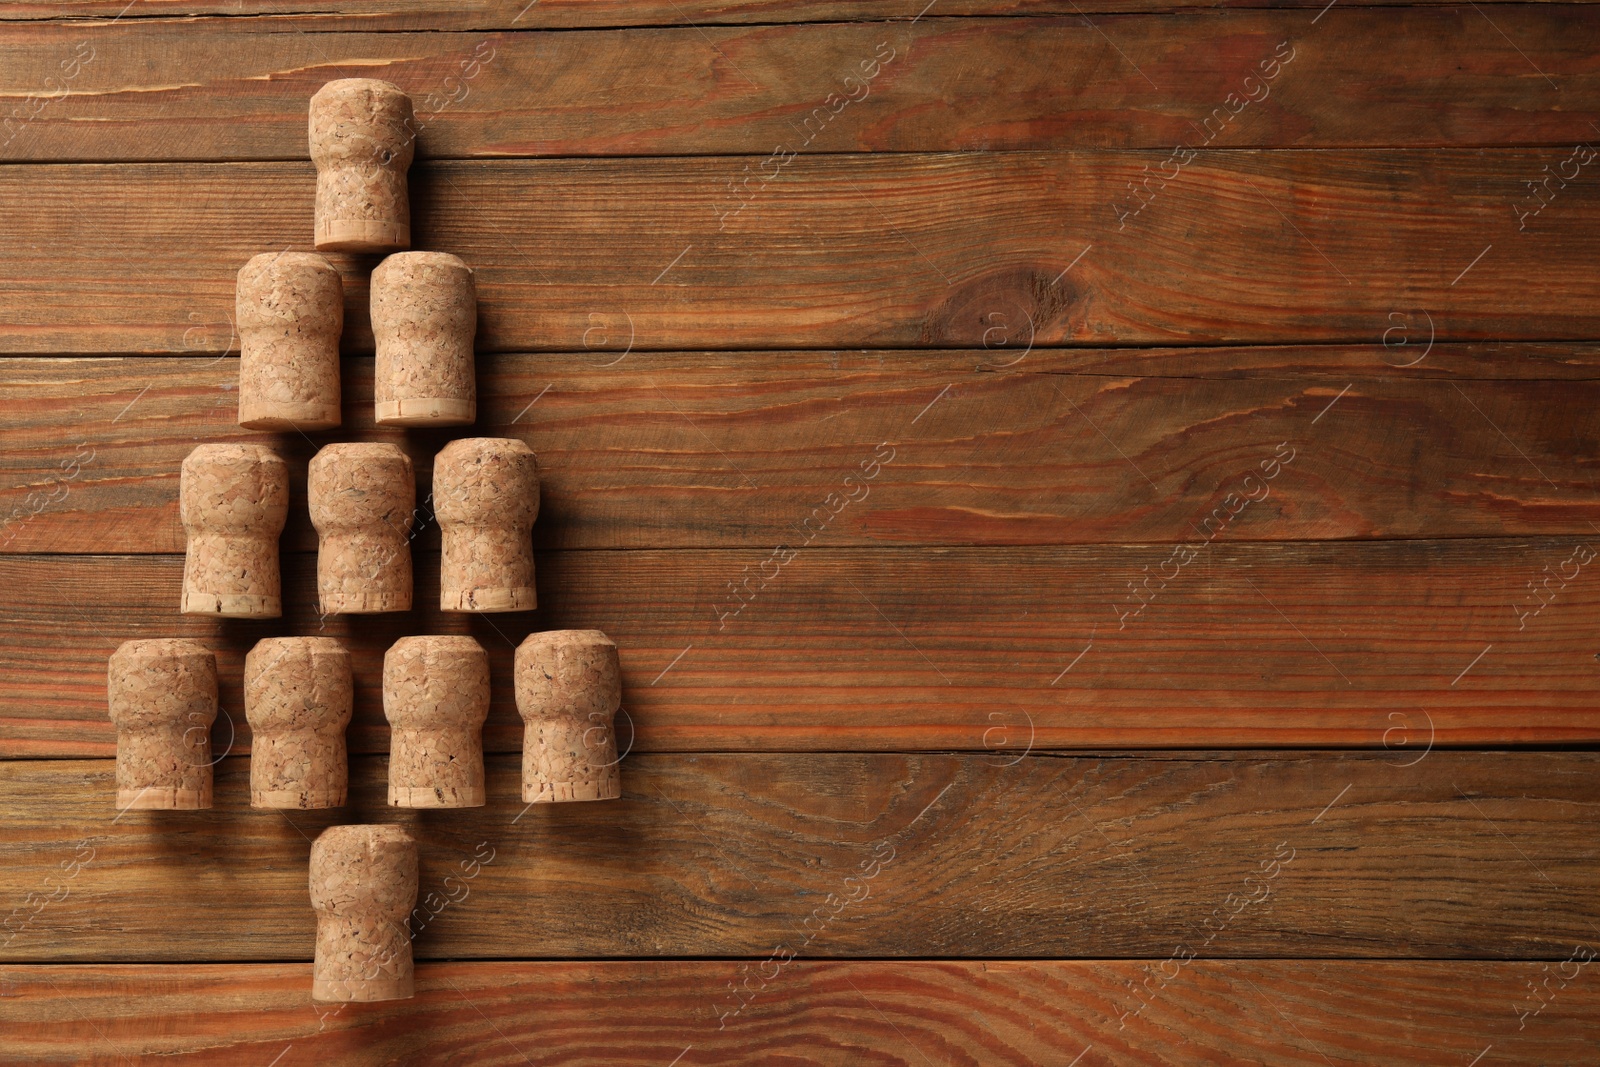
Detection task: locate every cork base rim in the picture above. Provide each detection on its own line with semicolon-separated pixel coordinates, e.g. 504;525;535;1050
318;591;412;615
312;976;414;1003
374;398;475;426
118;787;212;810
315;219;409;254
522;778;622;804
441;586;536;614
181;592;282;619
252;789;348;810
238;402;342;432
388;785;487;809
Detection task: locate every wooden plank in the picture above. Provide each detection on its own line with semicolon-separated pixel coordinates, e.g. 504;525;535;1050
5;354;1600;556
3;151;1598;355
3;959;1596;1065
2;752;1597;962
2;541;1596;758
5;10;1598;162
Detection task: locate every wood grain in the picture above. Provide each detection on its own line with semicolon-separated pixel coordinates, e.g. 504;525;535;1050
2;541;1596;758
2;752;1596;962
4;354;1599;557
1;151;1597;354
2;959;1595;1065
4;10;1597;162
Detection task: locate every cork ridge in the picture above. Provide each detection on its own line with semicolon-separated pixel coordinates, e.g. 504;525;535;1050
308;442;415;615
107;639;218;810
245;637;353;809
384;635;490;808
434;438;539;612
514;630;623;803
371;252;476;427
309;79;414;254
309;824;418;1002
179;443;289;619
236;252;344;431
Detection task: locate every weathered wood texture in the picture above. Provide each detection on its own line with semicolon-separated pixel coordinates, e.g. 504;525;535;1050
2;959;1594;1065
4;354;1598;556
2;752;1596;962
2;151;1596;354
3;540;1595;757
4;10;1597;162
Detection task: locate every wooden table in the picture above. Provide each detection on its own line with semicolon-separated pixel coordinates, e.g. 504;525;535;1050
2;2;1598;1063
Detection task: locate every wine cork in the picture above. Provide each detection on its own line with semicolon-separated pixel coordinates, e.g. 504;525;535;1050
309;79;414;254
236;252;344;431
244;637;353;809
309;824;418;1003
308;442;415;615
383;636;489;808
180;443;289;618
371;252;476;426
435;438;539;613
106;639;218;810
514;630;623;803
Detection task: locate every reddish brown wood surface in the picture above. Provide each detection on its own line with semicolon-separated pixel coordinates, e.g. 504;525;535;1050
2;151;1598;355
2;959;1595;1065
3;9;1596;162
2;752;1596;961
2;542;1594;758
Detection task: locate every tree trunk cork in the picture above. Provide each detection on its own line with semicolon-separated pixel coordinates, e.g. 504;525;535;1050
514;630;623;803
180;443;289;619
245;637;353;809
434;438;539;612
309;79;414;254
236;252;344;431
383;635;489;808
107;639;218;810
371;252;476;427
308;442;415;615
309;824;417;1002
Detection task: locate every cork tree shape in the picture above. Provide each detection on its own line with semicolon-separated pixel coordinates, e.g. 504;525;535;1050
435;438;539;613
307;442;415;615
236;252;344;431
514;630;624;804
309;79;414;254
179;443;289;619
371;252;477;427
244;637;353;809
383;635;489;808
106;639;218;810
309;824;418;1002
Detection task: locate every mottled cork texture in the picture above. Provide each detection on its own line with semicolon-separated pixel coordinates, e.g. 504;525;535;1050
383;635;489;808
435;438;539;612
309;79;414;254
236;252;344;431
245;637;353;809
371;252;476;426
309;824;417;1002
308;442;415;614
514;630;623;803
180;443;289;618
107;639;218;810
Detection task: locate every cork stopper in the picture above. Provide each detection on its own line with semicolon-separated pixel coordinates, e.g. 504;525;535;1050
309;79;414;254
308;443;415;615
371;252;476;427
107;639;218;810
383;636;489;808
434;438;539;613
309;824;417;1002
244;637;353;809
514;630;623;803
179;443;289;618
236;252;344;431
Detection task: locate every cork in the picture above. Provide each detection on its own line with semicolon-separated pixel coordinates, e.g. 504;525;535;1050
309;79;414;254
236;252;344;431
308;443;415;614
244;637;353;809
371;252;477;426
514;630;623;803
435;438;539;613
180;443;290;618
383;636;489;808
106;639;218;810
309;824;418;1002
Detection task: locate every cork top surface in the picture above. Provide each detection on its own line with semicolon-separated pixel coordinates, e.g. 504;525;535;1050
308;79;415;165
110;638;214;667
107;639;217;728
387;634;487;659
433;438;539;523
384;635;490;730
309;824;417;911
308;443;415;528
372;251;472;283
518;629;616;656
514;630;621;721
179;444;289;531
236;252;343;331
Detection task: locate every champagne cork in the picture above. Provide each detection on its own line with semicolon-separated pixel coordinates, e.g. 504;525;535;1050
371;252;476;427
244;637;353;809
435;438;539;613
383;636;489;808
236;252;344;431
309;824;417;1003
309;79;414;254
180;443;289;618
514;630;623;804
106;639;218;810
308;442;415;615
